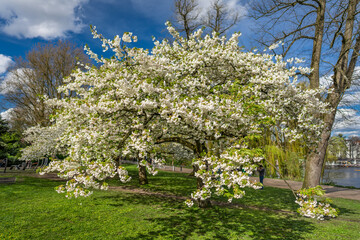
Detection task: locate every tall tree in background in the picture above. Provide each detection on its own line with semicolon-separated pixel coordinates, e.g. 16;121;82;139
251;0;360;188
0;41;89;131
174;0;201;39
326;135;348;161
204;0;241;35
172;0;242;39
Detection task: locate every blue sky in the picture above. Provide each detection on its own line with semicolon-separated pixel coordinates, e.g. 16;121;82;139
0;0;253;59
0;0;172;59
0;0;358;136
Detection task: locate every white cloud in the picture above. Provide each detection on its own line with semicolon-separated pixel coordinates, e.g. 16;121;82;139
339;91;360;107
0;108;14;121
197;0;248;18
0;54;13;74
320;67;360;136
319;74;332;89
0;68;33;95
320;66;360;108
130;0;247;28
332;108;360;136
0;0;88;39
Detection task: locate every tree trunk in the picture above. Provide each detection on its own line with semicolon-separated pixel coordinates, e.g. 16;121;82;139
189;164;197;176
189;139;205;176
138;165;148;185
3;158;8;173
303;93;339;188
196;176;211;208
303;0;359;188
308;0;326;89
21;161;27;170
194;140;211;207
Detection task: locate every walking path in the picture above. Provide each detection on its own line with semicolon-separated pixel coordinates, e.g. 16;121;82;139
3;165;360;201
160;165;360;201
260;177;360;201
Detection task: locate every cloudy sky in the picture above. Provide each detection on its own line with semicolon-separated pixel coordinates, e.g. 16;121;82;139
0;0;252;103
0;0;251;61
0;0;359;136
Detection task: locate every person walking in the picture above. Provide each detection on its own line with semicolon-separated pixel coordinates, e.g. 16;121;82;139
258;165;265;189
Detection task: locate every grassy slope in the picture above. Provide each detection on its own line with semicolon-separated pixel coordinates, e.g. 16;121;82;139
0;166;359;240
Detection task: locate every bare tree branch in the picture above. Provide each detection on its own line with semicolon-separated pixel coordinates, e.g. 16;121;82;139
0;41;90;131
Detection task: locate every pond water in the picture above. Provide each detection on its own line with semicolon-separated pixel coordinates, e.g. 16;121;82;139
322;167;360;188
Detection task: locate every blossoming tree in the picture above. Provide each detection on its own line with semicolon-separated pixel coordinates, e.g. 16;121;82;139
25;22;330;213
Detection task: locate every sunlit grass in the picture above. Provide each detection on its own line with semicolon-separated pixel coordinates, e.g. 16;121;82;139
0;167;359;239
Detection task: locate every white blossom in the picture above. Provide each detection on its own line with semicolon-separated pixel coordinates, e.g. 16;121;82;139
25;22;329;214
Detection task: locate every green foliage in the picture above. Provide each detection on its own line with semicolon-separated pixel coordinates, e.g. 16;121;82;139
326;135;348;162
245;126;306;181
297;185;326;197
264;143;304;180
0;117;26;162
0;116;9;135
1;132;25;161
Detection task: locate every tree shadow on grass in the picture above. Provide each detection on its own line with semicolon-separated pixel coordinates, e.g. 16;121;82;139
108;170;197;197
98;193;314;240
233;187;299;212
110;166;299;212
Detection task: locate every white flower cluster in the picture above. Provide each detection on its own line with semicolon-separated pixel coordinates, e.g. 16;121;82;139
186;146;263;206
39;158;130;198
21;123;66;161
26;21;328;203
295;186;338;220
117;166;132;183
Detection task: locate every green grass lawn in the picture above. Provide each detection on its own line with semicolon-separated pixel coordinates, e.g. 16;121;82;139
0;166;360;240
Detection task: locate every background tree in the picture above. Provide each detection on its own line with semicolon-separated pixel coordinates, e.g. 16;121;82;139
250;0;360;188
263;140;306;180
173;0;201;39
0;116;25;165
172;0;243;39
326;135;348;162
204;0;241;35
0;116;9;159
154;142;194;169
0;41;89;131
